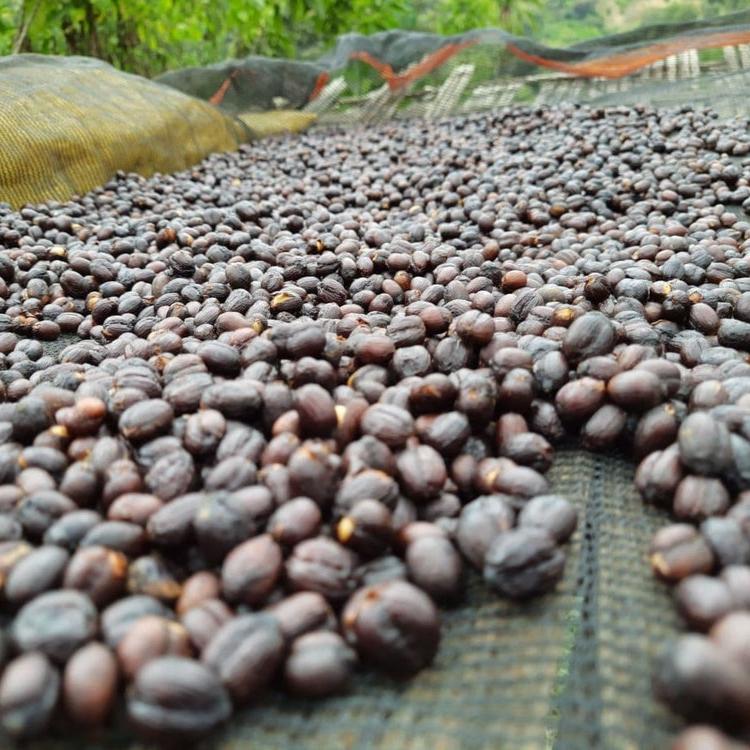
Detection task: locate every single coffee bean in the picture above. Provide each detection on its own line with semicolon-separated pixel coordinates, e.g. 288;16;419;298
678;412;733;476
63;642;118;726
264;591;337;642
561;312;616;364
335;469;399;514
501;432;554;473
286;537;358;603
284;631;357;697
0;652;60;738
483;528;566;599
336;499;393;558
221;534;282;607
294;384;337;437
518;495;578;543
671;725;746;750
267;497;322;548
456;495;515;569
555;377;606;422
194;491;268;563
117;615;192;680
673;476;731;522
12;590;98;663
181;599;234;653
201;613;284;704
710;612;750;672
650;524;715;582
632;403;680;460
653;635;750;729
5;544;69;606
700;518;750;568
101;594;174;648
127;555;181;603
674;575;734;632
127;656;231;741
635;445;684;507
720;566;750;610
119;399;174;443
405;535;463;604
607;370;664;411
360;404;414;447
341;580;440;678
80;521;148;558
176;571;221;616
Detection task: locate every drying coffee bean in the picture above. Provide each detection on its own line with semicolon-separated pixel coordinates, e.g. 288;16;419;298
264;591;337;642
405;535;463;604
697;518;750;570
518;495;578;544
456;495;515;570
555;377;606;422
63;642;118;726
632;403;681;460
360;404;414;447
635;445;684;507
650;525;715;582
673;477;731;522
295;384;337;437
710;612;750;672
561;312;616;364
127;555;181;602
12;590;97;662
674;575;734;632
194;491;268;563
284;631;357;697
419;411;470;457
201;613;284;704
501;432;554;473
101;595;174;648
176;571;221;616
654;635;750;729
181;598;234;653
607;370;664;412
221;534;282;606
720;566;750;610
286;537;358;603
671;725;747;750
5;545;69;606
119;399;174;443
117;615;192;680
483;528;566;599
396;444;447;502
127;656;231;741
0;652;60;738
336;500;393;558
335;469;399;514
267;497;322;548
341;580;440;678
80;520;148;558
678;413;733;476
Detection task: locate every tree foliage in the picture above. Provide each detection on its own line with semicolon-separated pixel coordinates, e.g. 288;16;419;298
0;0;744;78
1;0;419;75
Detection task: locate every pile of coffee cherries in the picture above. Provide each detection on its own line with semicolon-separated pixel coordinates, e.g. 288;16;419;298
0;104;749;746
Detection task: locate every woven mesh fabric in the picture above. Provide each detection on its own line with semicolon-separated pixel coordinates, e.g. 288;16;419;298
0;55;249;209
23;447;684;750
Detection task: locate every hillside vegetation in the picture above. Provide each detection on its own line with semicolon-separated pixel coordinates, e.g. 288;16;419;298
0;0;747;78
